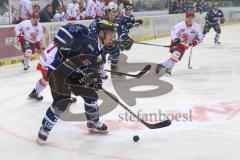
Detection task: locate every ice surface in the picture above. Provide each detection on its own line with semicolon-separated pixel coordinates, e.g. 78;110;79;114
0;24;239;160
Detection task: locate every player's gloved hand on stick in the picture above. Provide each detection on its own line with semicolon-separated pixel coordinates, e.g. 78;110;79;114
120;35;134;51
190;38;200;47
79;71;97;86
171;38;181;47
18;34;25;44
134;20;143;27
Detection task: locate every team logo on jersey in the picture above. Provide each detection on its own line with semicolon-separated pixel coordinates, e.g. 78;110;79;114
88;44;94;52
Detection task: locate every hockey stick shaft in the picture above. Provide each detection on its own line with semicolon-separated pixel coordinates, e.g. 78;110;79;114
188;47;193;69
101;88;171;129
105;65;151;78
134;42;171;48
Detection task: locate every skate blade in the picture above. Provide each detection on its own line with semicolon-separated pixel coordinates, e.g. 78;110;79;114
88;128;108;134
27;97;43;101
36;138;46;145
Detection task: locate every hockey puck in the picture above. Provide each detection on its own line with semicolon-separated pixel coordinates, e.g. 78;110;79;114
133;135;139;142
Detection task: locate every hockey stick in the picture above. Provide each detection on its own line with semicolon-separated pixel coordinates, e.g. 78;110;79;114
105;65;151;78
101;88;171;129
134;42;171;48
188;47;193;69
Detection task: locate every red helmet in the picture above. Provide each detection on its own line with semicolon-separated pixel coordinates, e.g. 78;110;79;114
186;10;195;18
30;12;40;19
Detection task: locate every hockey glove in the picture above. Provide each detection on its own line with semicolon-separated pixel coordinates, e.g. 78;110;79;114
190;38;200;47
171;38;181;47
18;34;25;44
120;35;134;51
134;20;143;27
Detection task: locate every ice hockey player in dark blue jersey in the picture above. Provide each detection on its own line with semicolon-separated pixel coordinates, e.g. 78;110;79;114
107;2;141;78
89;7;118;79
37;20;117;143
89;7;117;33
202;3;225;44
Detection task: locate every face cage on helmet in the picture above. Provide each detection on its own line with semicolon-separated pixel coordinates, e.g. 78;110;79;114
99;29;116;44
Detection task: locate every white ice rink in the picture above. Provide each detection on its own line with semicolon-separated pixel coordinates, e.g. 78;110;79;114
0;24;240;160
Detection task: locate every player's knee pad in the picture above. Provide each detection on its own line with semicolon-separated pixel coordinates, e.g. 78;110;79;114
24;49;33;58
203;25;210;34
83;97;99;122
170;51;181;62
52;97;72;115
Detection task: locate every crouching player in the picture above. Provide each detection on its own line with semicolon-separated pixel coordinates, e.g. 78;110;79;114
37;20;117;143
156;10;203;75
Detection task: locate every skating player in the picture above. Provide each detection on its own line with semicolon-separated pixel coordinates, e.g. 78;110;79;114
28;42;77;103
15;12;44;70
89;7;118;79
156;10;203;75
37;20;117;143
109;2;142;77
202;3;225;44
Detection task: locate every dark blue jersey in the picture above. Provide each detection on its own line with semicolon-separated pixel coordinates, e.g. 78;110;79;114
205;9;224;24
116;15;135;39
51;23;106;70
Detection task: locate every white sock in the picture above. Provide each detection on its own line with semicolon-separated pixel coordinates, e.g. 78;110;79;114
23;57;30;68
163;59;176;69
35;78;48;94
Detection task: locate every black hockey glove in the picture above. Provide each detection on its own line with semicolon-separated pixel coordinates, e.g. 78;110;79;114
120;35;134;51
134;20;143;27
171;38;181;47
80;68;98;87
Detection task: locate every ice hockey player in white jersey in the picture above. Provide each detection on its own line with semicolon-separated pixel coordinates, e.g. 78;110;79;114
15;12;44;70
28;42;77;103
28;42;56;101
156;10;203;75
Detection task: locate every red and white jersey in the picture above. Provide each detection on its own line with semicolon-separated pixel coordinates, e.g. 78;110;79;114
66;2;80;19
19;0;33;20
171;21;203;48
15;20;44;43
53;12;68;22
86;0;98;18
96;1;105;17
39;42;57;67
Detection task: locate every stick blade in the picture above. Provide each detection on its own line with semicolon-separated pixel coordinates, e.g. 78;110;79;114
136;64;151;78
144;120;171;129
